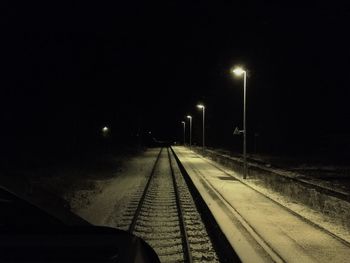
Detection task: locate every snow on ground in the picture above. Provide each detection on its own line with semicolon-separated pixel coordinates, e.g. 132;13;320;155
20;148;161;227
205;147;350;194
238;177;350;243
194;148;350;242
289;166;350;193
72;148;160;226
174;146;350;263
245;180;350;243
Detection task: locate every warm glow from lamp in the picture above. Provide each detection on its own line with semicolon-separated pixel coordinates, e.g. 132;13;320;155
232;67;245;76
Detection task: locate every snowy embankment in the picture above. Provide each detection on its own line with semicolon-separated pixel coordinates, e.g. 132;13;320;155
68;149;160;226
192;147;350;242
15;149;159;227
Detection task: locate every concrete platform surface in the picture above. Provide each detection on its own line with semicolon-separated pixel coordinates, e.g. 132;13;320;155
173;146;350;263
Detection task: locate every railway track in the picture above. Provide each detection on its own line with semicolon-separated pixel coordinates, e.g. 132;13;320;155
114;147;219;262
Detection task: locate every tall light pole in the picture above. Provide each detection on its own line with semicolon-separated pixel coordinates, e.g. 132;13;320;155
181;121;186;146
186;115;192;148
233;67;247;179
197;104;205;150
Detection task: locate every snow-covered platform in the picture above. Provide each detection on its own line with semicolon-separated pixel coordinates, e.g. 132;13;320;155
172;146;350;263
191;147;350;235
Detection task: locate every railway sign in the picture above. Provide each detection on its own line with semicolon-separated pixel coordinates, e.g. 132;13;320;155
233;127;243;135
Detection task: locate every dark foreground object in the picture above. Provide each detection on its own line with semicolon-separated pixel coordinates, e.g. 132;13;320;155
0;186;160;263
0;226;159;262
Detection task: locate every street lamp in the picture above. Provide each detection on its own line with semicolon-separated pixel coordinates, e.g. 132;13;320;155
181;121;186;146
102;126;110;138
197;104;205;150
186;115;192;148
233;67;247;179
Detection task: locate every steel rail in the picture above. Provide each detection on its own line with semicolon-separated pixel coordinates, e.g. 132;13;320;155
128;147;163;233
167;147;193;263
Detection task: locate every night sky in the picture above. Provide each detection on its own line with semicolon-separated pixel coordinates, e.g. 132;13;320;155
2;1;350;165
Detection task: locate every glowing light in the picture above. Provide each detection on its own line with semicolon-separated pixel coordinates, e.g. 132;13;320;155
232;67;245;76
197;104;204;109
181;121;185;124
187;115;192;119
102;126;109;132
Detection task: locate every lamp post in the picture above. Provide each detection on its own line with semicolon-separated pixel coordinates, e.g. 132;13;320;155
232;67;247;179
197;104;205;150
186;115;192;148
181;121;186;146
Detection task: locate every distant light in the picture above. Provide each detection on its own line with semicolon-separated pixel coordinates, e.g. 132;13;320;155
187;115;192;119
197;104;204;109
232;67;246;76
102;126;109;132
181;121;185;124
148;131;152;134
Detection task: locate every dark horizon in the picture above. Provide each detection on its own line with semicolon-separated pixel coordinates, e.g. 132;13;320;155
2;1;350;166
